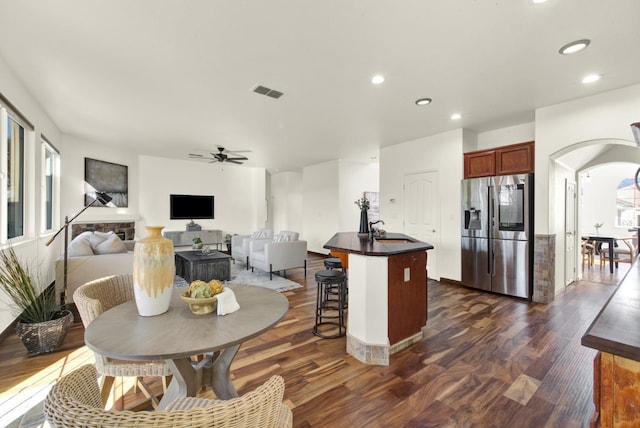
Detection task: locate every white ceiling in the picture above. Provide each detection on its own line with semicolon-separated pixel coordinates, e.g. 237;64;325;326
1;0;639;172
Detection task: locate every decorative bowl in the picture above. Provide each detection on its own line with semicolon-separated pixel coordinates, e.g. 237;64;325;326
180;293;218;315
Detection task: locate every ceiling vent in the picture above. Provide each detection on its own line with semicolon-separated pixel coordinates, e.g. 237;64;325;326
252;85;284;99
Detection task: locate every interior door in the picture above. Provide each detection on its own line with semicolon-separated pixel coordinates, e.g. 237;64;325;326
565;179;577;286
404;171;439;280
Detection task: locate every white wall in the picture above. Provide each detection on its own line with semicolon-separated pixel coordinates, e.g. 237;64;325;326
0;55;63;333
338;160;379;232
271;171;303;236
301;159;380;254
536;84;640;235
302;160;340;254
536;83;640;294
380;129;464;281
477;122;535;150
138;155;267;238
580;163;640;238
60;136;141;225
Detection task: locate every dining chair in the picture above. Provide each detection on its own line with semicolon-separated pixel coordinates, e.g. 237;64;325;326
598;237;637;268
73;274;172;409
581;238;595;268
44;364;292;428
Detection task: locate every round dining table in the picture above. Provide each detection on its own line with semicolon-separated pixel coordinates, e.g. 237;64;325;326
84;284;289;409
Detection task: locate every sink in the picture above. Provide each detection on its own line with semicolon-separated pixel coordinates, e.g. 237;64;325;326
375;238;413;244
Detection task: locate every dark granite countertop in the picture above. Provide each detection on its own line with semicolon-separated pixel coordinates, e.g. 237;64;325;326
582;259;640;362
323;232;434;256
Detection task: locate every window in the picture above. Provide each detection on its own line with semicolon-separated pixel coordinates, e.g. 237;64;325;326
6;112;24;239
42;138;59;232
1;100;33;243
616;177;640;227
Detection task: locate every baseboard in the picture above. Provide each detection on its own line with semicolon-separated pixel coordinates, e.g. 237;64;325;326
439;277;461;286
309;250;331;257
0;317;19;344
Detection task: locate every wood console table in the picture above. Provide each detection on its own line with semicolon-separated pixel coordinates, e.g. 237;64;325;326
163;229;223;249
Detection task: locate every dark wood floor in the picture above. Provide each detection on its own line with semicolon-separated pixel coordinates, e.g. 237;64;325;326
0;254;628;427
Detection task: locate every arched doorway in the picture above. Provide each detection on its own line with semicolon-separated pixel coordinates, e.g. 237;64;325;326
550;139;640;289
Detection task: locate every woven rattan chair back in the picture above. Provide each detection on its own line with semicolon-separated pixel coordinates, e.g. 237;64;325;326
44;364;293;427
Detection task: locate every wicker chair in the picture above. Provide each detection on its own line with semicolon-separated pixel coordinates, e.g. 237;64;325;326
44;364;293;427
73;274;173;408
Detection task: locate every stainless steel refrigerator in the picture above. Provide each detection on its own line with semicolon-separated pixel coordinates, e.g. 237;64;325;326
461;173;533;299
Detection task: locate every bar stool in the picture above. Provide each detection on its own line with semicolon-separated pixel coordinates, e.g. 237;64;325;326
323;257;348;308
313;269;347;338
323;257;344;271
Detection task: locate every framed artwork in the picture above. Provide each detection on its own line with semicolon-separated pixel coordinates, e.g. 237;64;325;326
364;191;380;223
84;158;128;207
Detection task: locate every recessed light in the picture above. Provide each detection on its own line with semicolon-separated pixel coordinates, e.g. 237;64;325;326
532;0;548;4
415;98;432;106
451;113;462;120
582;73;602;84
371;75;385;85
559;39;591;55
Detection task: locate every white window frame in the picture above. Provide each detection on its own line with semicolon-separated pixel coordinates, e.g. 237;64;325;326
615;178;640;228
41;137;60;234
0;100;35;244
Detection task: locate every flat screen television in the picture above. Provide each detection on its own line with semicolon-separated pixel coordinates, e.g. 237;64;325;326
170;194;215;220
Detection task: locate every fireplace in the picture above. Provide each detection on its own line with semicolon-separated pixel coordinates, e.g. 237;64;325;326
71;222;135;240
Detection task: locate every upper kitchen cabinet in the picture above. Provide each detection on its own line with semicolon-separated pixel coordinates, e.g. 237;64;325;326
464;141;534;178
464;150;496;178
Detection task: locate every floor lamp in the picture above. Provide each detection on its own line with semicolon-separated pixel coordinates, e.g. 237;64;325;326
45;191;112;308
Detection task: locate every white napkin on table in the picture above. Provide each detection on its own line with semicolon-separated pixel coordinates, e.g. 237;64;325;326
217;287;240;315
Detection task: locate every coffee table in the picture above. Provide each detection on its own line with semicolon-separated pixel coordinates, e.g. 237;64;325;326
175;250;232;282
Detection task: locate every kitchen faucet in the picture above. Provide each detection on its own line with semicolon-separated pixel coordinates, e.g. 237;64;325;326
369;220;385;240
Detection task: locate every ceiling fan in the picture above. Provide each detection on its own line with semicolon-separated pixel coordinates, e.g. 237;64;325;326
188;147;249;164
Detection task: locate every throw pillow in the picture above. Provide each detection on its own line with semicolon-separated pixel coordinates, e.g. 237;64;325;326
92;232;128;255
273;233;284;243
67;232;94;257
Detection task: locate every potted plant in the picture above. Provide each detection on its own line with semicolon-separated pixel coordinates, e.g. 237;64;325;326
0;247;73;354
192;237;204;249
594;222;604;235
355;197;370;236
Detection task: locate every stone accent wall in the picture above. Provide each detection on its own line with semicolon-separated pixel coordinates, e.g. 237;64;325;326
533;234;555;304
71;222;135;240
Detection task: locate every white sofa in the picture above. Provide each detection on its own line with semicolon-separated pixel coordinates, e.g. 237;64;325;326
249;231;307;280
55;233;135;304
231;229;273;268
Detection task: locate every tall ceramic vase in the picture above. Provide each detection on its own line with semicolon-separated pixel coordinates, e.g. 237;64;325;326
133;226;175;316
358;209;369;236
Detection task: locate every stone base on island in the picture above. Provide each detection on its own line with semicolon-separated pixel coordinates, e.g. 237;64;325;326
346;330;424;366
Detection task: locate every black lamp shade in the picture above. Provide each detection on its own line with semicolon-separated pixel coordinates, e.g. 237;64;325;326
95;191;112;205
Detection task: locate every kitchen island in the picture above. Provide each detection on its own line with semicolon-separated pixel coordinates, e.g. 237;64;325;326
582;257;640;426
324;232;434;365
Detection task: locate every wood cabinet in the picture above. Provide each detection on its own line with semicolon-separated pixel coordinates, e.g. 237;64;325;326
464;150;496;178
387;250;427;344
163;229;223;247
464;141;534;178
591;352;640;427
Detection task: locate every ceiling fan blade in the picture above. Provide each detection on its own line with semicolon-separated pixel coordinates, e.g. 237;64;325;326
227;156;248;161
227;159;243;164
188;153;204;158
